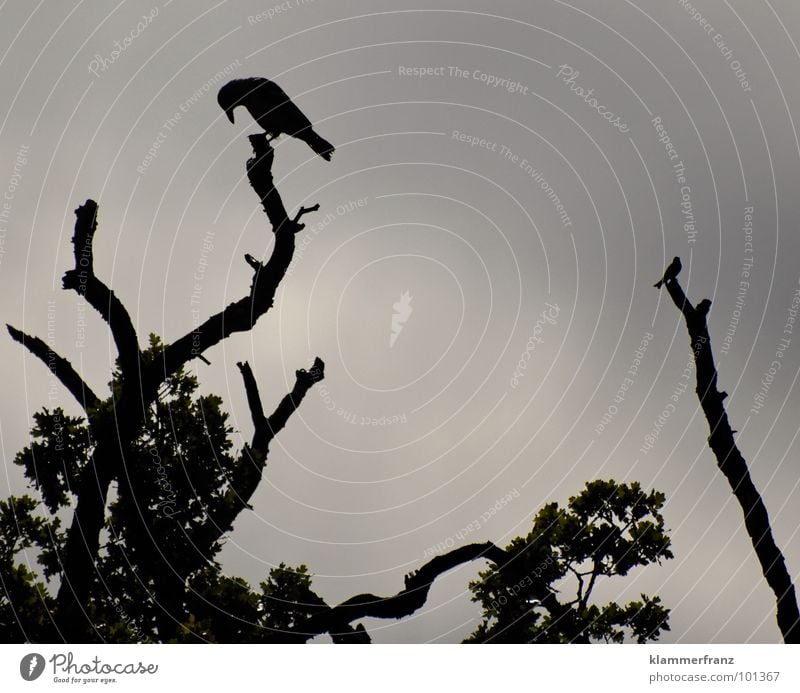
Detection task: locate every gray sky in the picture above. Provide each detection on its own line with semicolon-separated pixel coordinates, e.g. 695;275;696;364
1;0;800;643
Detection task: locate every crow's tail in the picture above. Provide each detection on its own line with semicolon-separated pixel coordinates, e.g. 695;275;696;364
297;128;335;161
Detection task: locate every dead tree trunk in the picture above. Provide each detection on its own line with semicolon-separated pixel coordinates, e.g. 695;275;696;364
8;135;322;641
8;131;531;644
656;259;799;643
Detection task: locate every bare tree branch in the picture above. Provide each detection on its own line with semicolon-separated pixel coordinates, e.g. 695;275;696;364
6;325;99;412
200;358;325;545
657;258;800;643
237;361;267;431
264;357;325;442
154;136;319;380
4;315;109;641
61;200;141;382
280;542;511;642
267;537;589;643
330;623;371;644
14;138;322;643
237;356;323;504
40;200;144;639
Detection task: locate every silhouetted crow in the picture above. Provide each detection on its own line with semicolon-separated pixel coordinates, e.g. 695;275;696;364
217;78;335;160
654;256;681;288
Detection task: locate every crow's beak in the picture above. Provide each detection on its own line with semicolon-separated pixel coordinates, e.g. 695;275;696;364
225;107;235;124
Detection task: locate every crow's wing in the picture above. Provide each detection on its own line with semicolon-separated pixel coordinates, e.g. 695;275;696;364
246;79;314;136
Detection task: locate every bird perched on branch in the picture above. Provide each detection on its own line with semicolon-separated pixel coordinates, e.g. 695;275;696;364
654;256;681;288
217;78;335;160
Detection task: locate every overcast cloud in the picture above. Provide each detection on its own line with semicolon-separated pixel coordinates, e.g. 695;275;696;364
1;0;800;643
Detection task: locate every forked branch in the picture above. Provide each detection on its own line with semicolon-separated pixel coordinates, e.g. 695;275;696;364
153;135;319;380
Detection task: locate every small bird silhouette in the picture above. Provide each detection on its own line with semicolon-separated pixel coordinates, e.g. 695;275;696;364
218;78;335;160
654;257;682;288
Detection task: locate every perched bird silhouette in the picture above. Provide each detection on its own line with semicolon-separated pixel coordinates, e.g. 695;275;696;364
654;256;682;288
217;78;335;160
